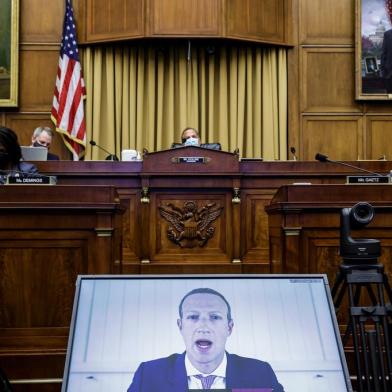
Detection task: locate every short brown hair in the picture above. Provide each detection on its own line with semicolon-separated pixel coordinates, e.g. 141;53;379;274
178;287;232;321
181;127;199;139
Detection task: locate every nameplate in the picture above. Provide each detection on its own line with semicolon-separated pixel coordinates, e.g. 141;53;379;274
346;176;390;184
171;157;210;164
5;175;57;185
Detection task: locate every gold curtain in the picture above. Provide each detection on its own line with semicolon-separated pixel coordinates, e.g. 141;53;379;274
82;42;287;160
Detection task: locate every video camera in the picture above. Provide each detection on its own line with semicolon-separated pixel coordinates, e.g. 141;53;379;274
340;202;381;263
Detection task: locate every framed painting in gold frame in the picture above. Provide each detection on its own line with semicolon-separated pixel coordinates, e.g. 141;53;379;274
356;0;392;100
0;0;19;107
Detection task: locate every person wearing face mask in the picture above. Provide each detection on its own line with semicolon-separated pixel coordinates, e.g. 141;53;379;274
171;127;222;150
31;127;60;160
0;126;39;183
181;127;201;147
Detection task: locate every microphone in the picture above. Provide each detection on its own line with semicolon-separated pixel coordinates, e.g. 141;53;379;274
89;140;119;161
290;146;297;161
315;153;384;176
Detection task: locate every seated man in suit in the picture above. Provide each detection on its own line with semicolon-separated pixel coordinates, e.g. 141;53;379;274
128;287;284;391
172;127;221;150
31;127;60;160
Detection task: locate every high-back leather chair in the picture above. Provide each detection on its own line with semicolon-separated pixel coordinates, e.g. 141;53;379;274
200;143;221;150
171;143;222;150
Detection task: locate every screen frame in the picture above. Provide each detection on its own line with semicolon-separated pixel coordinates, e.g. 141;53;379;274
61;274;353;392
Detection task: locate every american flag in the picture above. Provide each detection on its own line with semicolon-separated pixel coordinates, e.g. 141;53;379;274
51;0;86;160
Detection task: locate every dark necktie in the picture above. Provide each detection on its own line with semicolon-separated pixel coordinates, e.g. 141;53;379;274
195;374;217;389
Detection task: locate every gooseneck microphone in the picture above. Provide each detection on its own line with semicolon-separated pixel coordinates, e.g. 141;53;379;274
315;153;384;176
89;140;119;161
290;146;298;161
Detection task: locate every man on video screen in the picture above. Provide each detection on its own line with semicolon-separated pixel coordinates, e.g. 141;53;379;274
127;287;284;391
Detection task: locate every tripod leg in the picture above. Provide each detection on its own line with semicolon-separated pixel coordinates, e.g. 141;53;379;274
382;274;392;304
381;277;392;389
369;330;382;392
359;320;373;392
335;265;392;391
349;283;366;392
342;323;352;346
377;283;392;388
333;273;347;310
334;282;348;311
332;271;344;299
375;323;389;391
381;319;392;388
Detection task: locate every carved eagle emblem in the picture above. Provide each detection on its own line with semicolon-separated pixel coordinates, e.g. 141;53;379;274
158;201;223;248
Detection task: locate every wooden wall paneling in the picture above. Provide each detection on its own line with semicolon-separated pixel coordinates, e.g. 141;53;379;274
301;116;363;161
268;225;284;273
21;0;63;43
303;233;347;323
265;208;302;274
241;190;275;270
0;232;91;390
0;234;89;329
304;232;340;275
267;184;392;282
19;46;59;112
226;0;286;44
0;185;122;391
365;116;392;161
85;0;144;42
94;211;122;274
73;0;86;42
10;383;60;392
304;230;392;298
282;228;302;274
282;207;303;274
0;354;64;392
363;100;392;114
299;0;354;45
117;189;142;273
149;0;222;36
300;47;361;113
5;113;71;160
285;0;295;45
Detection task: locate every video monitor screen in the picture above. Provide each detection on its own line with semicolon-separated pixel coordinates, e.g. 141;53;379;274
62;275;352;392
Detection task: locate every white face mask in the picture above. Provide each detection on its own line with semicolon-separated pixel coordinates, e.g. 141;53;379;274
184;137;199;146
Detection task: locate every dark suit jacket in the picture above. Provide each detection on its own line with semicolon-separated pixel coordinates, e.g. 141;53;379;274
0;161;39;184
381;29;392;78
47;152;60;160
18;161;39;173
127;352;284;392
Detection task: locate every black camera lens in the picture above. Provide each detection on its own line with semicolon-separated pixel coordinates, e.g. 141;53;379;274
350;202;374;226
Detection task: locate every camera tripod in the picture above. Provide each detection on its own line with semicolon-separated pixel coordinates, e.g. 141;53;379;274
332;260;392;392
